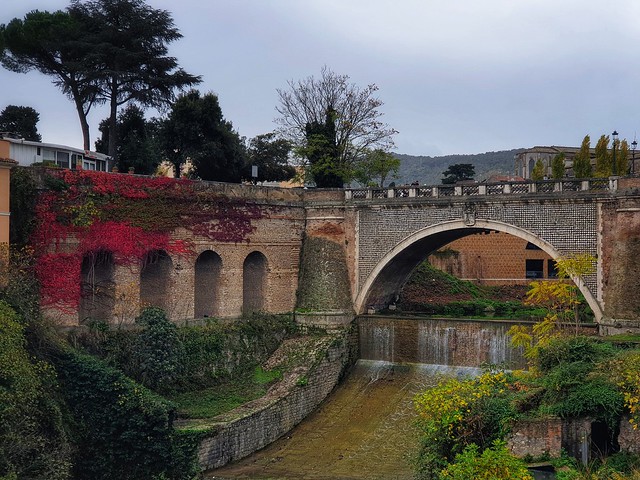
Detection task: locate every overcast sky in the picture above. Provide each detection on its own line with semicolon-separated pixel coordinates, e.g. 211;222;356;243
2;0;640;156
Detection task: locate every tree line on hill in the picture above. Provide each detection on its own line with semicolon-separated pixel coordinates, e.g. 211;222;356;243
393;149;524;186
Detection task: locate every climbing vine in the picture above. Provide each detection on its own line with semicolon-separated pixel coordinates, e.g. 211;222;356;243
31;170;266;311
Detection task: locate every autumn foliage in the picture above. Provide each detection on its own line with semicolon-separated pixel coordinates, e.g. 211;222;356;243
32;170;264;311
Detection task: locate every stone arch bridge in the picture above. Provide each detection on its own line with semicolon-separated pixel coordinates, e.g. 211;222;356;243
45;173;640;333
314;177;640;333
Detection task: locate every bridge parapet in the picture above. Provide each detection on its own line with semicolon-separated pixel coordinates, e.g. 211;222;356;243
345;178;616;201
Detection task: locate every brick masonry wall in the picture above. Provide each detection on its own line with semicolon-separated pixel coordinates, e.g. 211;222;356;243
428;231;553;284
196;327;357;470
355;198;599;299
53;197;307;326
600;196;640;328
508;417;591;462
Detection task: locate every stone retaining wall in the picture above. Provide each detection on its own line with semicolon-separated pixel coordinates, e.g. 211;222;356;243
508;416;640;462
619;415;640;454
507;417;563;458
195;329;357;471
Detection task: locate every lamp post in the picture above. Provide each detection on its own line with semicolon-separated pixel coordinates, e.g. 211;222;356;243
632;139;637;175
612;130;619;176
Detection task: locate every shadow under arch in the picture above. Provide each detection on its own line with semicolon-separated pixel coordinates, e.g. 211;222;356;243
243;251;268;315
140;249;173;311
355;219;602;321
195;250;222;318
79;250;115;323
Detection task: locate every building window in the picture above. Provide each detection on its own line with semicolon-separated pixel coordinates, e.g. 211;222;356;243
42;149;55;162
548;259;558;278
525;242;542;250
56;151;70;169
526;259;544;279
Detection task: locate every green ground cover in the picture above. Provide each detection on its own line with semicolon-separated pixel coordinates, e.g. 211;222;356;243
168;366;282;418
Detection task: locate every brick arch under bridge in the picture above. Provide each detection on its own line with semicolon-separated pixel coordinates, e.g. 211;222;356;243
354;219;602;320
348;192;606;322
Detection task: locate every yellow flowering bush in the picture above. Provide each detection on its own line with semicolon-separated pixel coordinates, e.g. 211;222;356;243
414;371;509;437
414;371;517;479
510;254;596;369
605;351;640;429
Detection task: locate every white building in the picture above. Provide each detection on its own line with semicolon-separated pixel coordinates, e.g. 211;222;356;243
0;134;112;172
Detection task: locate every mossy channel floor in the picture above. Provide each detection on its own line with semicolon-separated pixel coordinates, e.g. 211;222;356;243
206;360;480;480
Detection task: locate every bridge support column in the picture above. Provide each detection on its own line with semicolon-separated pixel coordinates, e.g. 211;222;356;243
600;197;640;334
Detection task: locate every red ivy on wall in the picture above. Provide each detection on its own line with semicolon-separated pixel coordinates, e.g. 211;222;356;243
33;170;265;312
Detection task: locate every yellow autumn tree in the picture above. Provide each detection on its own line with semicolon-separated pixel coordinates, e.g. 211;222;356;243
509;253;596;364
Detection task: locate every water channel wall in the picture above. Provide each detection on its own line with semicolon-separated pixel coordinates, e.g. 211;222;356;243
356;316;640;461
358;316;529;369
196;327;358;471
193;314;639;471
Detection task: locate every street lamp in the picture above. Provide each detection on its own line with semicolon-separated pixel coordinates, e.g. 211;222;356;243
632;139;637;175
612;130;619;176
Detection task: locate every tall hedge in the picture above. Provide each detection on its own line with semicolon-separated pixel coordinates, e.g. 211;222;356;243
53;350;200;480
0;301;72;480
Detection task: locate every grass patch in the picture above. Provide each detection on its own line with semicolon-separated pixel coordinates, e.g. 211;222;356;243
603;334;640;344
168;366;282;418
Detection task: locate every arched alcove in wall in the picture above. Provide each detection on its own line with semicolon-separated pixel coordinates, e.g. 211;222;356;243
194;250;222;318
243;251;268;314
140;250;173;311
79;250;115;323
356;219;602;321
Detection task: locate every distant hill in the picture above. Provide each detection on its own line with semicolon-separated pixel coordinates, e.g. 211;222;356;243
393;149;525;186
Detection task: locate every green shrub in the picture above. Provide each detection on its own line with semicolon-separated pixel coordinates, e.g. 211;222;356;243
550;378;624;430
133;307;186;392
73;312;296;393
0;246;40;322
536;336;617;373
555;452;640;479
0;301;72;480
53;349;199;480
438;440;533;480
9;167;37;246
531;337;623;430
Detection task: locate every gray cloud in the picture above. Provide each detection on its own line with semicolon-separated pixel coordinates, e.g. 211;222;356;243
2;0;640;156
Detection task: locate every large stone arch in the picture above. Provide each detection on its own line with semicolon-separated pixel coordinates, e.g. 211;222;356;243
355;219;602;320
194;250;222;318
243;251;268;314
79;250;115;323
140;250;173;311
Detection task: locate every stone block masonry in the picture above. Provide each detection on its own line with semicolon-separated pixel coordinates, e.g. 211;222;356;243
356;199;599;297
428;231;554;284
29;167;640;330
195;327;358;471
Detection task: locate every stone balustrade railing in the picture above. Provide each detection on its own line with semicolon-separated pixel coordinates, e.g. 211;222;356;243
344;178;617;200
